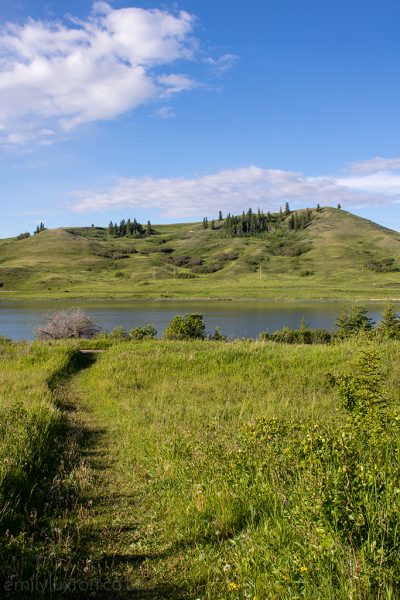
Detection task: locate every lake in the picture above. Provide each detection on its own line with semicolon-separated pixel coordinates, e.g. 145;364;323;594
0;299;394;341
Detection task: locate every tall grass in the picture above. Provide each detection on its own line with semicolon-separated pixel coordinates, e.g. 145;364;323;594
0;341;84;592
73;339;400;598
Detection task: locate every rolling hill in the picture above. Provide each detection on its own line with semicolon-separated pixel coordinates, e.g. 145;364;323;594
1;207;400;300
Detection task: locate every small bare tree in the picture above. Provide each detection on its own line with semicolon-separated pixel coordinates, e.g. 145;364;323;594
36;309;100;340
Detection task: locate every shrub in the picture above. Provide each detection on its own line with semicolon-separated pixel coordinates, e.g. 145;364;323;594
36;309;100;340
164;314;205;340
175;272;197;279
366;257;399;273
375;303;400;339
215;252;239;262
259;321;332;344
335;304;374;338
130;324;157;340
209;326;228;341
192;263;223;274
109;325;129;340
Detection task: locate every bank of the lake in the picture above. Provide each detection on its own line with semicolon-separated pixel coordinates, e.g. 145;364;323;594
0;298;397;341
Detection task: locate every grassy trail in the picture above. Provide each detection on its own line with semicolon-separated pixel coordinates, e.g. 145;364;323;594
67;352;183;600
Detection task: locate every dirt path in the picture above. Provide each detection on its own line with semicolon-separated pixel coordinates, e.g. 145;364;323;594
61;352;186;600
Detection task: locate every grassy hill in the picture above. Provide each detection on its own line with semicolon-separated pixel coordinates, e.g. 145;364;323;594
1;207;400;300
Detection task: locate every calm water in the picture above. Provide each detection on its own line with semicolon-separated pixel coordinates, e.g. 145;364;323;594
0;299;393;341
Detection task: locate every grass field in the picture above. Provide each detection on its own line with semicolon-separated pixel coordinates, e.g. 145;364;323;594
2;337;400;598
1;208;400;301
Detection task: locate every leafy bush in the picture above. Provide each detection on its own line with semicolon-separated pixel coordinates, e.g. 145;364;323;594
164;314;205;340
259;321;331;344
192;263;223;274
109;325;129;340
214;252;239;262
36;309;100;340
209;326;228;341
366;257;399;273
130;324;157;340
16;232;31;240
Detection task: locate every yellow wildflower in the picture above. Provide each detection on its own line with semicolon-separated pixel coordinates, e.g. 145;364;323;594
299;565;308;573
228;582;240;591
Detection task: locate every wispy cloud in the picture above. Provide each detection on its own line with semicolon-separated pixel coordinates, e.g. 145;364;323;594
348;156;400;174
0;2;204;145
204;53;238;74
71;160;400;217
152;106;176;119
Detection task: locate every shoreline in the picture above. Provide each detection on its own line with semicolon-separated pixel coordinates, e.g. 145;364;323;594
1;294;400;304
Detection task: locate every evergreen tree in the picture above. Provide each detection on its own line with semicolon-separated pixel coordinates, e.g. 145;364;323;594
335;305;374;338
146;220;152;235
218;210;223;221
337;203;341;209
203;217;208;229
377;304;400;339
316;203;321;212
284;202;291;215
210;219;215;230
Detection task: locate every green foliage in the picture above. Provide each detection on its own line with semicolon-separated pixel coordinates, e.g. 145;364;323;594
376;303;400;339
1;207;400;301
16;232;31;240
260;321;332;344
209;326;228;341
334;348;388;416
129;324;157;340
0;345;83;591
366;257;399;273
163;313;205;340
109;325;129;340
335;304;375;338
228;347;400;597
224;207;313;237
107;217;149;237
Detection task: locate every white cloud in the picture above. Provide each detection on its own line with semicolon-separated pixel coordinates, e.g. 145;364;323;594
205;53;238;74
0;3;199;144
71;161;400;217
348;156;400;174
152;106;176;119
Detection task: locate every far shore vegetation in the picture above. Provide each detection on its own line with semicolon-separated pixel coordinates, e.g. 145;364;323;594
1;206;400;301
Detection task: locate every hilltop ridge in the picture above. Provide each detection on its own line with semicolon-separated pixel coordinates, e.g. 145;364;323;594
0;207;399;300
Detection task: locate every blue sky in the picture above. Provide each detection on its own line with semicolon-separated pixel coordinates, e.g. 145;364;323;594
1;0;400;236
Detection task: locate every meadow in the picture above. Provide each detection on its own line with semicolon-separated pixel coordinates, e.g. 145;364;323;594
1;208;400;301
1;334;400;598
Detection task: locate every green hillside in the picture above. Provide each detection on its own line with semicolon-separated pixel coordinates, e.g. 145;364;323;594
1;207;400;300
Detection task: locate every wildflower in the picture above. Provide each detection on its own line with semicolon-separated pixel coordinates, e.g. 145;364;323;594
299;565;308;573
228;582;240;591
